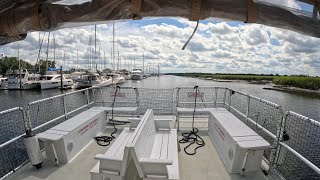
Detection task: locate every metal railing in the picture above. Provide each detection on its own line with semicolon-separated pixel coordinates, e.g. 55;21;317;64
0;86;319;179
0;107;28;179
0;88;95;179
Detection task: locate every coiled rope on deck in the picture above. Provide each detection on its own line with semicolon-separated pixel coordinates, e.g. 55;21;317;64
179;86;205;155
94;86;120;146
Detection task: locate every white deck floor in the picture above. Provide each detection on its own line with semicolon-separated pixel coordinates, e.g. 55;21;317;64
7;117;278;180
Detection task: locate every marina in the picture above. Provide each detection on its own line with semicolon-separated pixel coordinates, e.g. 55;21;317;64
0;0;320;179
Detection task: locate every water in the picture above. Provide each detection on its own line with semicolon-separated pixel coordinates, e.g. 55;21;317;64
0;75;319;120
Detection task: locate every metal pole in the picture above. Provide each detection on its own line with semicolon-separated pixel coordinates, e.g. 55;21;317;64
46;32;51;75
117;50;119;70
104;51;106;70
18;43;22;90
113;22;115;70
94;25;97;71
143;53;144;74
76;50;79;71
63;50;66;70
60;66;63;89
134;56;136;69
53;34;56;64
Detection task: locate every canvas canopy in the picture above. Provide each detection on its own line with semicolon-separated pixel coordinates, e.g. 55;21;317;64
0;0;319;45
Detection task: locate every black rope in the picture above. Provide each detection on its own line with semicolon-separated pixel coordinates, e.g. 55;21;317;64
179;86;205;155
94;86;120;146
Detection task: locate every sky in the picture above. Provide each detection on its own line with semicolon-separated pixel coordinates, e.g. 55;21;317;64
0;0;319;76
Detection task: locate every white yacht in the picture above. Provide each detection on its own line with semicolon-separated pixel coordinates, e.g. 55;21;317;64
72;72;103;89
70;71;86;80
131;69;143;80
92;76;113;88
1;69;40;90
38;74;73;90
107;73;126;85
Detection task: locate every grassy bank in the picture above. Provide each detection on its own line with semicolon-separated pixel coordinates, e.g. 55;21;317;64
169;73;320;90
273;76;320;90
172;73;275;81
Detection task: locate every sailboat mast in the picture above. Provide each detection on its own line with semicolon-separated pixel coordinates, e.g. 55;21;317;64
94;25;97;71
76;50;79;71
46;32;51;73
118;50;119;70
113;22;115;70
53;34;56;64
63;50;66;69
104;51;106;70
18;43;22;89
134;56;136;69
143;53;144;74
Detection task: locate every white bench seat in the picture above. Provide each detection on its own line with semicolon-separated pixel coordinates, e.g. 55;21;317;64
130;109;179;180
91;106;138;113
37;108;106;164
177;107;227;114
208;110;270;174
90;110;150;180
176;107;228;130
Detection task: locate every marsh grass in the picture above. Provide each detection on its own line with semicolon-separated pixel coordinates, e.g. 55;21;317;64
171;73;320;90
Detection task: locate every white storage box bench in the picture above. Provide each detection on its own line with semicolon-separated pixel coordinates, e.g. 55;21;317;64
208;110;270;173
37;108;106;164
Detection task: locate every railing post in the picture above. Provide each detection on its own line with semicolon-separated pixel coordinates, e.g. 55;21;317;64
100;87;105;107
214;87;217;107
24;106;32;133
63;94;67;120
223;88;227;106
228;88;232;111
86;88;90;108
92;88;96;104
273;111;288;168
246;95;250;124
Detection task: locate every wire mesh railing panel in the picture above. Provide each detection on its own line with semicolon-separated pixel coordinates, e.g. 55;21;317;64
276;144;320;180
28;96;65;131
275;112;320;179
176;87;224;108
216;87;228;105
0;108;26;145
95;86;139;108
138;88;174;115
229;90;248;115
247;97;283;162
65;89;89;117
0;108;28;178
0;138;28;179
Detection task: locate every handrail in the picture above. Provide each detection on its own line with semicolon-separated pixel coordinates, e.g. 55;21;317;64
287;111;320;127
229;106;277;140
29;87;92;105
0;107;23;115
280;142;320;175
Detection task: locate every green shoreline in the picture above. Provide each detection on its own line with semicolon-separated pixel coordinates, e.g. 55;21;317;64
168;73;320;91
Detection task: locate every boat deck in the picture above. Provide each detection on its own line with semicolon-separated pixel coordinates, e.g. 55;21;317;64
8;117;278;180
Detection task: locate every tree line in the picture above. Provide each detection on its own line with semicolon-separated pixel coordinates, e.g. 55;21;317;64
0;56;56;75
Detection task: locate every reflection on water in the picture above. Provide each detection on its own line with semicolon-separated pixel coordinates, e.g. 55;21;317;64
0;75;319;121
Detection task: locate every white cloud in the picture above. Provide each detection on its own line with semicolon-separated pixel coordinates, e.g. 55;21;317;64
1;17;320;76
